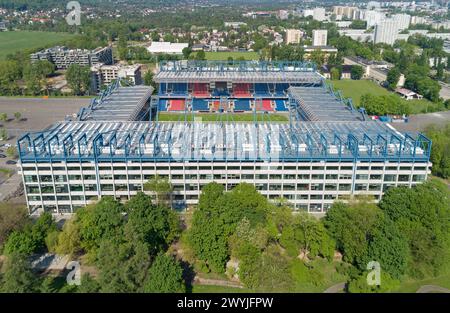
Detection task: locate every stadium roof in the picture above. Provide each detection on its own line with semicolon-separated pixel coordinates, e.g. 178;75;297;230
154;60;323;84
288;86;364;122
77;84;153;122
18;121;431;163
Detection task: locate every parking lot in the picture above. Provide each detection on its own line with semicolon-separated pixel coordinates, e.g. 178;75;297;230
0;97;90;201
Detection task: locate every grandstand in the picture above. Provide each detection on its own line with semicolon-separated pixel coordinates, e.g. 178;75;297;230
17;61;432;215
77;81;153;122
152;60;322;117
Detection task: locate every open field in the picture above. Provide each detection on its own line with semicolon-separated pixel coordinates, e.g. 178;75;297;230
330;80;438;114
0;31;74;60
395;274;450;293
192;51;259;61
156;112;289;122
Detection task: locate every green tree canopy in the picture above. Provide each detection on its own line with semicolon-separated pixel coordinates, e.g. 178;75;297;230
143;253;186;293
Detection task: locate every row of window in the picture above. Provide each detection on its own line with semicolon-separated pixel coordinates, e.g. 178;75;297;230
25;173;426;184
23;164;429;172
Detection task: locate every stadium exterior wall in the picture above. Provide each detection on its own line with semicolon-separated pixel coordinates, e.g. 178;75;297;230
19;158;431;215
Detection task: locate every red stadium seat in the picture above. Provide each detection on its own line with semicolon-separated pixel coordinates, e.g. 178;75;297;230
262;100;274;111
192;83;209;97
233;83;251;97
169;99;185;111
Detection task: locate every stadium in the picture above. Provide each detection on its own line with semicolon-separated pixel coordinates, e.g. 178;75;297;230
17;61;432;215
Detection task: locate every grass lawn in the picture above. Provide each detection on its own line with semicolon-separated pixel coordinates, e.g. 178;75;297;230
192;51;259;61
0;31;74;60
330;79;436;114
395;274;450;293
157;112;289;122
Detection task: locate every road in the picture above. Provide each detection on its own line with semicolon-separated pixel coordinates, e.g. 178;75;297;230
391;110;450;132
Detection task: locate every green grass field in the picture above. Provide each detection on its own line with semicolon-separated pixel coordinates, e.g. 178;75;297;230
191;285;251;293
192;51;259;61
330;79;436;114
157;112;289;122
0;31;75;60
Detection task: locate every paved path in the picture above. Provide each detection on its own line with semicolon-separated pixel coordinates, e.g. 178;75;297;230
194;276;243;289
323;282;346;293
416;285;450;293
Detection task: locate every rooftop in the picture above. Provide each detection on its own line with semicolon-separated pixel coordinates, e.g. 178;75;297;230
154;60;322;83
288;86;363;122
77;83;153;122
18;120;430;163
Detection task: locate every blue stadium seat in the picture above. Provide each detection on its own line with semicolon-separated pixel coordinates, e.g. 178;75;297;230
255;84;270;96
275;100;288;111
172;83;188;95
234;100;251;111
274;84;288;96
158;99;167;111
192;99;209;111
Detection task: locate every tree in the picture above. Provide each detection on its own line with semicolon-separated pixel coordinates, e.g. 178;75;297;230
182;47;192;59
6;146;17;159
189;183;268;273
0;113;7;122
425;124;450;178
1;253;38;293
96;239;151;292
347;271;400;293
143;253;185;293
144;175;173;207
350;65;363;80
386;67;401;90
124;192;180;255
0;128;8;141
66;64;91;96
379;180;450;278
143;70;156;90
330;67;340;80
195;50;206;61
324;198;382;268
77;273;101;293
55;217;81;257
14;112;21;121
0;204;28;247
77;197;124;253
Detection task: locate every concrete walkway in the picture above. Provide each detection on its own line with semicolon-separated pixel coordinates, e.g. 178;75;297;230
416;285;450;293
323;282;346;293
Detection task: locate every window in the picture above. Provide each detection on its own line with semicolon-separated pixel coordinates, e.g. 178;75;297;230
24;175;38;183
297;174;310;180
325;184;337;191
255;183;267;191
269;174;282;180
369;184;381;191
297;194;308;200
70;185;83;192
311;174;324;180
310;194;323;200
297;183;309;191
412;174;426;182
338;184;351;191
284;174;296;180
398;175;410;182
355;184;367;191
100;184;114;192
370;174;382;180
311;183;323;191
383;174;396;182
269;184;282;191
356;174;368;180
326;174;338;180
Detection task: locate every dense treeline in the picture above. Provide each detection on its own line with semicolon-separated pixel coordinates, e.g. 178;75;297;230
426;123;450;179
184;180;449;292
0;178;449;293
0;193;184;293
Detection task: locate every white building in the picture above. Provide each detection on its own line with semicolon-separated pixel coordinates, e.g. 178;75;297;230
313;30;328;46
333;6;359;20
278;10;289;20
339;29;374;42
147;42;189;54
286;29;302;44
363;10;386;28
374;18;399;45
313;8;326;21
90;64;142;93
391;13;411;30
